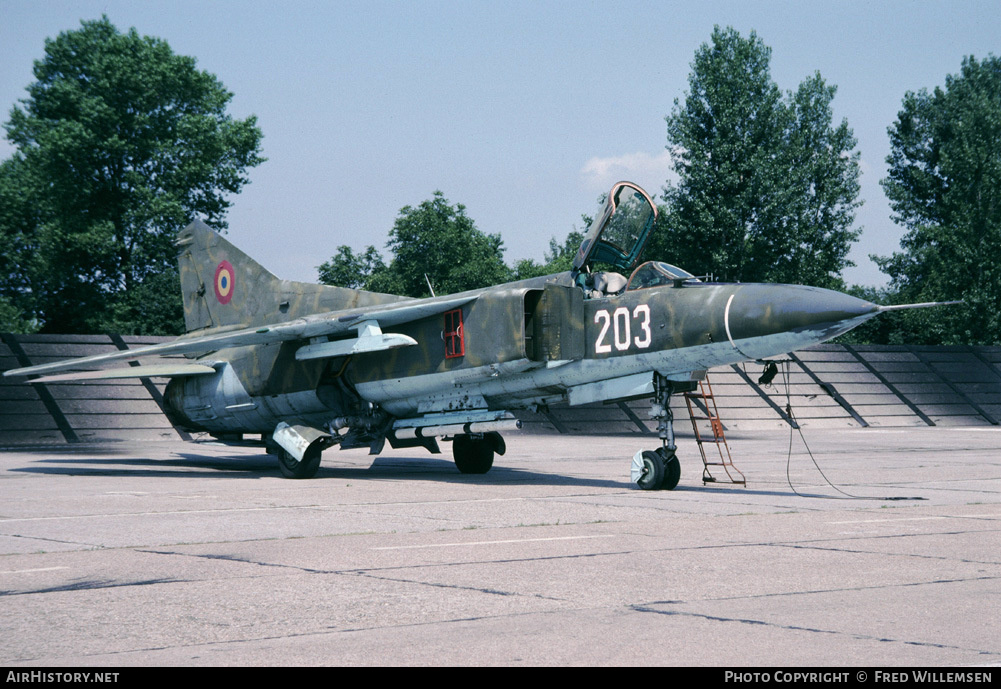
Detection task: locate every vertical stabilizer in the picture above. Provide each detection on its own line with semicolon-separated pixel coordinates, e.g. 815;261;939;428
176;220;283;332
176;220;406;333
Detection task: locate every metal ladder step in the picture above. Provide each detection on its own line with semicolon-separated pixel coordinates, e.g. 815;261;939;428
683;374;746;486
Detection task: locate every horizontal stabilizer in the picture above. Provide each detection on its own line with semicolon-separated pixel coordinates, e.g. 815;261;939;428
24;364;218;384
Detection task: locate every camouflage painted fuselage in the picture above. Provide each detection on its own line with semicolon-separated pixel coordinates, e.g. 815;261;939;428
164;265;878;436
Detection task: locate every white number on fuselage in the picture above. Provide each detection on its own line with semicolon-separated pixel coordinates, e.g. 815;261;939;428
594;304;651;354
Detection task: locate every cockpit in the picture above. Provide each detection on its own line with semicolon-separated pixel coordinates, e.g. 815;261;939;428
572;182;696;298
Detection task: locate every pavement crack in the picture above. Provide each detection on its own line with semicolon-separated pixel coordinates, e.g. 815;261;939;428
776;541;1001;566
346;569;566;602
0;577;178;597
708;574;1001;603
140;549;331;574
628;604;1001;657
3;533;105;548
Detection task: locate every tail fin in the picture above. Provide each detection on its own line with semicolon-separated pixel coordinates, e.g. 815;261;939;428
176;220;404;333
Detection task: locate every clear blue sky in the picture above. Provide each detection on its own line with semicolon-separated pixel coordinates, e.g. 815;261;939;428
2;0;998;287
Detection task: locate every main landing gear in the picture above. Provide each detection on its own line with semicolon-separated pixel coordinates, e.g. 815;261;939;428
452;432;506;474
633;374;685;490
277;444;323;479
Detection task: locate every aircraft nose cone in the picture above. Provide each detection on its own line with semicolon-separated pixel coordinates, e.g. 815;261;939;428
725;284;879;356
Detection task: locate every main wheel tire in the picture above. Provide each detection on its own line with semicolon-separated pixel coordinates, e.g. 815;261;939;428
657;448;681;490
453;434;494;474
277;445;322;479
636;450;665;490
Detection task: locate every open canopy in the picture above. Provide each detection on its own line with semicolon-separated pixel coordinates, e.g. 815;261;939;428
571;181;658;278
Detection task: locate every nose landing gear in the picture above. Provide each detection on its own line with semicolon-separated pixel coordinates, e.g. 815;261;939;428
633;374;688;490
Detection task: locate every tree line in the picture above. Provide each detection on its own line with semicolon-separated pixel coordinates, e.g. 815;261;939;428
1;17;263;335
2;20;997;345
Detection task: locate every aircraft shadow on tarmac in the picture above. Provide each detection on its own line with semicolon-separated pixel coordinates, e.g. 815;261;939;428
11;451;629;488
9;449;850;498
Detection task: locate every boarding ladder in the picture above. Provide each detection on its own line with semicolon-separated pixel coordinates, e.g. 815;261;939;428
683;374;746;485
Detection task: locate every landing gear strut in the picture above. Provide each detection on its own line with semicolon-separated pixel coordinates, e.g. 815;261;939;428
634;374;685;490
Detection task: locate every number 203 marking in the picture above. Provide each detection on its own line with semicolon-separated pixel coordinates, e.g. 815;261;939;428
594;305;652;354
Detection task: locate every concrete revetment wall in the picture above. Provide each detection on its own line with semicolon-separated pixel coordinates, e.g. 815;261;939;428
2;334;999;446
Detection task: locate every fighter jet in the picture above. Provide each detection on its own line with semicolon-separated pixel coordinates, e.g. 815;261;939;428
3;182;930;489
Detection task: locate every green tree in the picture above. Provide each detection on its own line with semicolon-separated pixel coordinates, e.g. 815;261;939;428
328;192;511;298
650;27;861;288
875;55;1001;345
0;155;41;332
384;192;511;297
317;245;387;290
512;230;585;280
1;17;264;334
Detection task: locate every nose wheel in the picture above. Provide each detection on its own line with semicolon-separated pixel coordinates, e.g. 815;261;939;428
633;374;686;490
633;447;681;490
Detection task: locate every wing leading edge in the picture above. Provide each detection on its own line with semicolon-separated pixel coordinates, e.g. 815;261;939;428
25;364;220;384
3;294;476;380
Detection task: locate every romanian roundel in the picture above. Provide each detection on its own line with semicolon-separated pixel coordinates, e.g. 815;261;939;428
214;260;234;304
